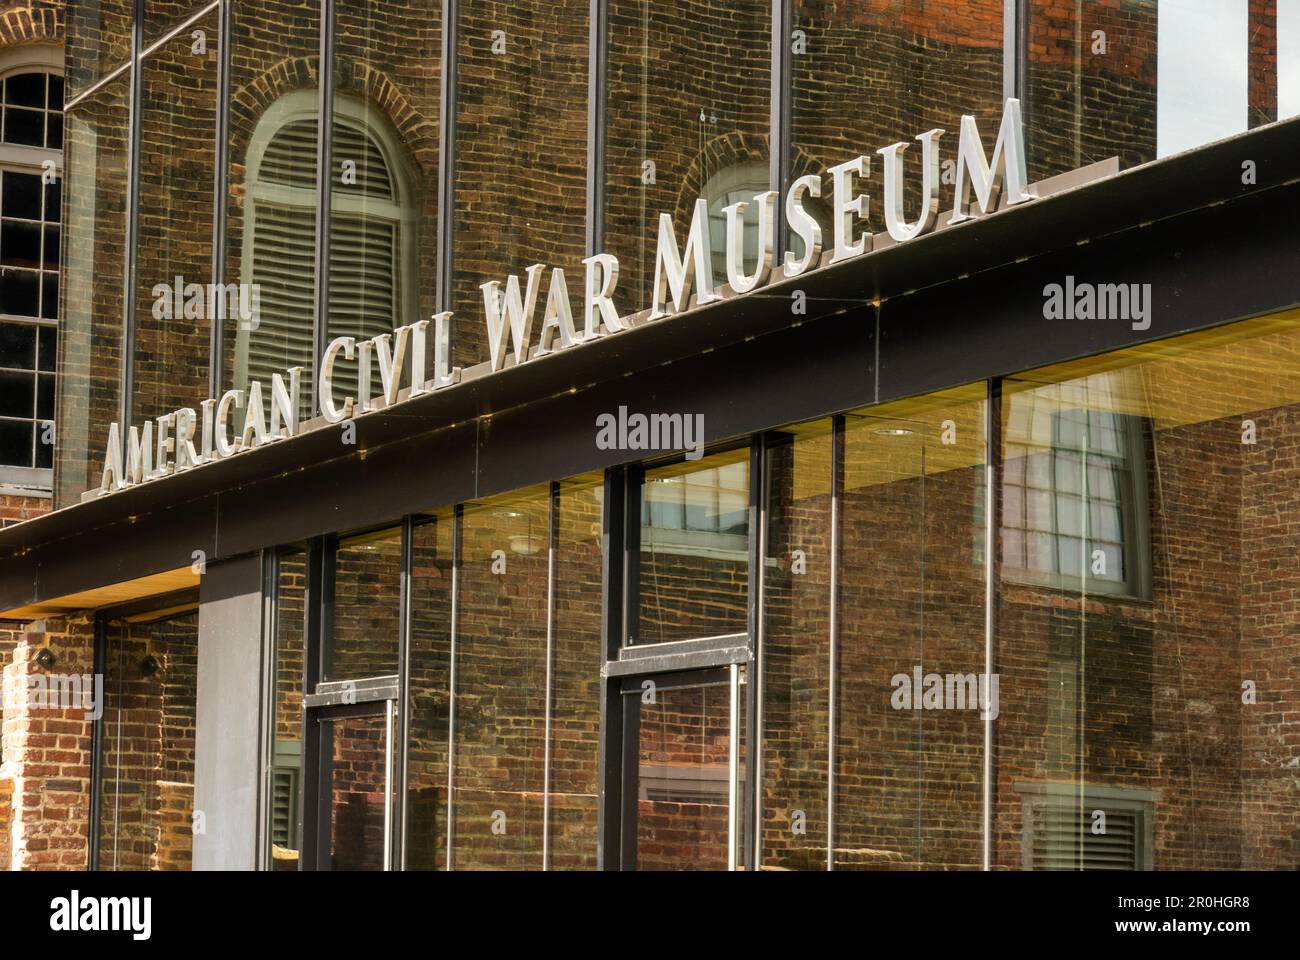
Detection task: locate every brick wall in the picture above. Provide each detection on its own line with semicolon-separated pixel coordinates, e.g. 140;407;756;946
0;618;94;870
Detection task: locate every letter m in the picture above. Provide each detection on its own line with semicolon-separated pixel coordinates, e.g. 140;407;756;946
650;198;719;320
951;97;1032;224
481;264;546;372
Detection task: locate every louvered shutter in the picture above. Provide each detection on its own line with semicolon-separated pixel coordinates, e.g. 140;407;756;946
1030;801;1142;870
247;114;401;412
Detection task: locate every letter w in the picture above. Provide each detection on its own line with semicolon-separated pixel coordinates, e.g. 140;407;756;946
481;263;546;372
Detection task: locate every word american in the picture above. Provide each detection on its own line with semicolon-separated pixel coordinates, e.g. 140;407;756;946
95;99;1032;497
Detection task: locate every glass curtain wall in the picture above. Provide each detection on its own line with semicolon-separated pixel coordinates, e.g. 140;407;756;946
97;611;199;871
995;309;1300;870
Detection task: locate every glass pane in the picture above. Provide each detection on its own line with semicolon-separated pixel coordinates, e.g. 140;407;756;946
328;527;401;680
405;511;454;870
632;675;740;871
449;2;587;369
326;0;440;410
451;486;550;869
548;473;605;869
269;550;306;870
5;73;45;108
97;612;199;871
67;0;133;99
638;448;750;644
133;13;218;428
3;171;43;221
996;309;1300;870
223;0;320;409
835;386;988;870
0;322;36;367
1025;0;1295;179
0;370;34;416
605;0;770;308
760;421;832;869
791;0;1002;246
56;76;129;506
323;713;389;871
0;419;33;466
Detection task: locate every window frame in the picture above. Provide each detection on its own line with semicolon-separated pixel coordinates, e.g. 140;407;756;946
0;45;63;496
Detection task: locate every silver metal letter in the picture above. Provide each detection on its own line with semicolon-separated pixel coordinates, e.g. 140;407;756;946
650;199;718;319
828;156;871;263
950;98;1032;224
481;263;546;372
582;254;624;339
320;336;356;422
783;175;822;278
878;128;945;242
215;389;243;458
724;190;777;294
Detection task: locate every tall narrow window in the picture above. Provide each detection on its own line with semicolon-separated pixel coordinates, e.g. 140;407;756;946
0;54;62;496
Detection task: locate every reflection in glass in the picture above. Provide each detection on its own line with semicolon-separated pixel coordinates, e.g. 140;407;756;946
996;311;1300;869
323;713;390;870
451;486;550;869
132;15;218;427
760;420;832;869
631;671;745;871
327;527;401;680
223;0;320;410
450;1;587;369
1026;1;1284;179
405;511;453;870
327;0;440;409
834;387;987;869
639;449;749;644
56;76;129;507
791;0;1002;239
269;550;306;870
548;474;605;869
97;612;199;871
604;0;770;310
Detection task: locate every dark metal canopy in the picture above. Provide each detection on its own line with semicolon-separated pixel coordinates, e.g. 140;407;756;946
3;117;1299;614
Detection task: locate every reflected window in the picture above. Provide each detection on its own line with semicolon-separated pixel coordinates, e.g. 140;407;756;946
638;450;750;644
0;60;62;490
1003;400;1150;598
240;92;413;404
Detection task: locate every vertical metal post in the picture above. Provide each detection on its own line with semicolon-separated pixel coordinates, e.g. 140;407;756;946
542;481;558;869
255;548;277;871
311;0;335;418
118;0;145;453
746;437;764;871
983;378;1003;871
209;0;233;396
595;466;627;869
585;0;608;258
769;0;792;262
727;661;740;872
436;0;459;322
444;503;462;869
88;616;108;870
395;516;413;869
827;413;844;870
383;699;395;870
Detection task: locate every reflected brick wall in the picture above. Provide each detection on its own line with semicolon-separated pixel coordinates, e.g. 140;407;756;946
98;613;196;871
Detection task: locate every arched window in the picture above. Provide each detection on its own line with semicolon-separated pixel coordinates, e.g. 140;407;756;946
0;45;63;496
703;162;829;287
239;91;415;408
